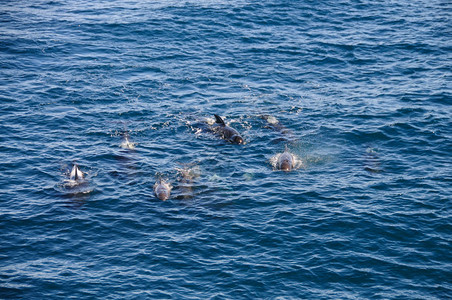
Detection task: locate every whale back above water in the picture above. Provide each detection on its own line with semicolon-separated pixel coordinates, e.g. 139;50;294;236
120;132;136;150
270;145;303;172
278;150;294;172
154;178;172;201
70;164;84;181
213;114;243;144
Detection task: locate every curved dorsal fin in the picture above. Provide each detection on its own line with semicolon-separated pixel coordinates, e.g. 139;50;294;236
214;114;225;126
70;164;83;181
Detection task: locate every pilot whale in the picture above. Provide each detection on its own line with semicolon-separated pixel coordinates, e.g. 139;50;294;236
70;164;84;181
176;164;200;199
120;131;136;150
59;163;93;196
261;114;296;143
212;114;244;144
261;115;289;134
270;146;302;172
277;147;294;172
154;178;172;201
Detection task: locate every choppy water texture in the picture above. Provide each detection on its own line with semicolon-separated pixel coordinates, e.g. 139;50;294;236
1;0;451;298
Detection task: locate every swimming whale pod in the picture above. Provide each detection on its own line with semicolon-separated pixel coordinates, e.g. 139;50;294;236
66;114;303;201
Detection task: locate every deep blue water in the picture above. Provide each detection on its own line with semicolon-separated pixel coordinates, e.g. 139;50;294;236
1;0;451;298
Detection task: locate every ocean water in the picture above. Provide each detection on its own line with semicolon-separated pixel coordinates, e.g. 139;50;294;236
1;0;451;298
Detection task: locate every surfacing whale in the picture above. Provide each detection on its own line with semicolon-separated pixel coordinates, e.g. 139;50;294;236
154;178;172;201
70;164;84;181
270;146;303;172
212;114;244;144
176;163;201;200
120;131;136;150
278;150;294;172
260;114;297;143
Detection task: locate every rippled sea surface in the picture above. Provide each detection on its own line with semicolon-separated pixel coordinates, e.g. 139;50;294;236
1;0;451;298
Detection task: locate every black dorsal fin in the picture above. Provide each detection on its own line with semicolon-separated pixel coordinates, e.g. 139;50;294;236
214;114;225;126
70;164;81;181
